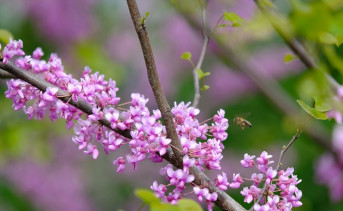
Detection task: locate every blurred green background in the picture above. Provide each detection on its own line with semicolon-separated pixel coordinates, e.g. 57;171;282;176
0;0;343;210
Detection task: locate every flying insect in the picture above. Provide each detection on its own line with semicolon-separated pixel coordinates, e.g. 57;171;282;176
233;116;252;130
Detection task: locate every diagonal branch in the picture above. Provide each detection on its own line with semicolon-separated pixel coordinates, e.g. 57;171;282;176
126;0;183;164
0;61;132;139
126;1;246;210
0;68;15;79
192;0;209;108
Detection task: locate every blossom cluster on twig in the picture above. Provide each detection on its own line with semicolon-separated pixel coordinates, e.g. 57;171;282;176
0;39;303;210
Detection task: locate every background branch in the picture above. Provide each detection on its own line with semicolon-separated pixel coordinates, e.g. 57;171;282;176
173;6;337;161
192;0;209;108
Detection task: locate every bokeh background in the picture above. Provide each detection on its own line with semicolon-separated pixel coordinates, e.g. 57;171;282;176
0;0;343;210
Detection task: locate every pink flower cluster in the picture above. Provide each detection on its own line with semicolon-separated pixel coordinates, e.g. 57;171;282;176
1;38;25;63
2;39;229;210
236;152;303;211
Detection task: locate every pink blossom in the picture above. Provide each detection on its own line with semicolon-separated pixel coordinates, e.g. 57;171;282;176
83;143;99;159
215;172;230;190
230;173;244;189
113;157;126;173
240;153;255;168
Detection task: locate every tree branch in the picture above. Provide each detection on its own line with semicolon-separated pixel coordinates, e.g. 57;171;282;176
125;0;183;164
253;0;343;167
0;68;15;79
126;1;246;210
192;0;209;108
0;44;246;211
0;62;132;139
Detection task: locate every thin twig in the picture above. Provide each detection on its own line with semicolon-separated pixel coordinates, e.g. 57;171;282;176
251;130;301;210
275;129;302;172
192;0;209;108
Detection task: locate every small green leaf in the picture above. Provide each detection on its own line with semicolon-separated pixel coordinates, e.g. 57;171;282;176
181;52;192;61
313;97;332;112
151;203;179;211
140;12;151;25
0;29;14;44
297;100;328;120
336;35;343;47
319;32;338;45
177;199;203;211
196;68;210;80
224;12;244;27
284;53;295;63
135;189;159;204
201;85;210;91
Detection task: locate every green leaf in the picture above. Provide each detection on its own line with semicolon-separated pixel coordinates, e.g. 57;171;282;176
0;29;14;44
336;35;343;47
140;11;151;25
313;97;332;112
177;199;203;211
201;85;210;91
134;189;159;204
151;203;179;211
297;100;328;120
224;12;244;27
319;32;338;45
284;53;295;63
181;52;192;61
196;68;210;80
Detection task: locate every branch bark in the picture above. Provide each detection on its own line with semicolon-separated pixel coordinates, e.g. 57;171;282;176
126;1;246;210
0;43;246;211
192;0;209;108
0;62;132;139
126;0;183;164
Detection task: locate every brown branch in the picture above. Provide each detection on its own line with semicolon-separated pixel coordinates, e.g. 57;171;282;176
126;1;246;210
0;68;16;79
0;61;132;139
125;0;183;164
0;53;246;211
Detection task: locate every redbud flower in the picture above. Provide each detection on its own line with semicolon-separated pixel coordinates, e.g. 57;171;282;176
215;172;230;190
230;173;244;189
240;153;255;168
84;143;99;159
151;181;167;199
113;157;126;173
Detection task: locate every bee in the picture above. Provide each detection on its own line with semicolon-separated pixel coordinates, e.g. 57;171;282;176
233;116;252;130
